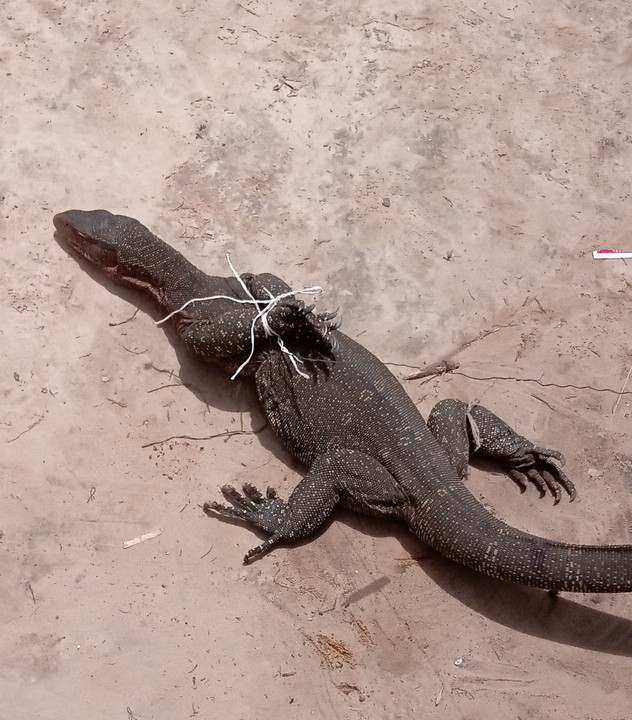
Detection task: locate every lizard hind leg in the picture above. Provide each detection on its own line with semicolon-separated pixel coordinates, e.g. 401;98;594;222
205;449;408;564
466;402;576;503
428;398;576;503
427;398;471;479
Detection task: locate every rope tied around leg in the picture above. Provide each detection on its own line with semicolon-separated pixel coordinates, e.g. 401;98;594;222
466;401;482;452
155;254;325;379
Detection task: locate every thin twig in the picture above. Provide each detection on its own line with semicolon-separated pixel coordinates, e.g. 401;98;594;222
121;345;146;355
385;360;422;370
609;364;632;425
457;321;516;352
107;397;128;408
392;357;632;398
147;383;188;394
404;359;459;381
7;414;44;443
237;2;259;15
109;309;139;327
148;364;180;379
452;370;632;396
531;394;557;413
141;424;267;449
281;78;298;91
533;297;547;314
362;18;431;32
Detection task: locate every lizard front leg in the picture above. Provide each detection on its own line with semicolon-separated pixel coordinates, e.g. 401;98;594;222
204;448;408;563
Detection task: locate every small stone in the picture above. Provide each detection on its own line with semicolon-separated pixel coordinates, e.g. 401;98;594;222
382;197;391;207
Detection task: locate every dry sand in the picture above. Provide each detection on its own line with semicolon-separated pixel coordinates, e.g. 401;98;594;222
3;0;632;717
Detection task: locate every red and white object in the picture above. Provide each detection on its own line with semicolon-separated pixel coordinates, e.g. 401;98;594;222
593;249;632;259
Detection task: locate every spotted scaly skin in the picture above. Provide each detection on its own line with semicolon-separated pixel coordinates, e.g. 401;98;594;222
226;337;632;593
55;209;632;593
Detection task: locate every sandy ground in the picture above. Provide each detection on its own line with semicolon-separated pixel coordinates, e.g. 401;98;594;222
3;0;632;717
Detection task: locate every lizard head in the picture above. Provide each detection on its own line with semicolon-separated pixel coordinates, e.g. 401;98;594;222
53;209;178;298
54;209;164;284
53;209;126;271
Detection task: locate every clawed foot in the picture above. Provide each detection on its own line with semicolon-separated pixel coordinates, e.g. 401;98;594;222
265;302;338;362
204;483;287;531
204;483;288;562
317;308;341;331
504;445;576;504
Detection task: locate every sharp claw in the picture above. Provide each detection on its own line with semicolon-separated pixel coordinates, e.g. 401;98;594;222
537;469;562;504
534;446;566;466
525;469;549;498
244;542;266;564
507;468;528;493
204;500;225;512
221;485;244;502
535;455;566;472
548;467;576;502
204;500;244;518
242;482;264;503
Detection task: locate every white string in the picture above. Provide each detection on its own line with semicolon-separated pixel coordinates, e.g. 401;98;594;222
226;253;257;303
156;294;260;326
466;401;482;451
155;254;324;380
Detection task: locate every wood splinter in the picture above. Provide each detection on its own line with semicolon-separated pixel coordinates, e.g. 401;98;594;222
404;359;460;381
123;530;162;549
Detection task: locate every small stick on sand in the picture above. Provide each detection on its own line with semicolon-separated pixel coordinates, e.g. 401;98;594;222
123;530;162;549
404;359;460;381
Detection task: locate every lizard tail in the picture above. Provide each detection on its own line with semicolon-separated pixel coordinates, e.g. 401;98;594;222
414;481;632;593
